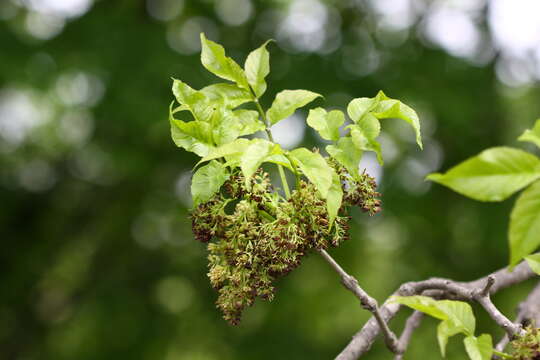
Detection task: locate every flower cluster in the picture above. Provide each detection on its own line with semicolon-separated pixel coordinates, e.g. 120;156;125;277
332;160;382;215
191;166;381;324
511;326;540;360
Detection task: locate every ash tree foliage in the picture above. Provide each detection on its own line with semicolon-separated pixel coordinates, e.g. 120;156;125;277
428;119;540;270
168;34;540;360
170;33;418;324
392;296;491;359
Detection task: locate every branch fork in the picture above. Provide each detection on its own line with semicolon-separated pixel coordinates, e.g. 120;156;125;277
316;254;537;360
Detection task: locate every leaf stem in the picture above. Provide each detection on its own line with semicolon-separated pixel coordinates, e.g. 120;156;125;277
254;99;292;199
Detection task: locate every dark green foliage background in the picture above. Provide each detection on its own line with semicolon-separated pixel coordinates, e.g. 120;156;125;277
1;1;539;359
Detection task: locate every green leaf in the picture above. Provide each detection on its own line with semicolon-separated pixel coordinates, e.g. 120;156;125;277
372;95;422;149
170;102;215;157
427;147;540;202
326;137;362;179
438;320;463;357
463;335;493;360
518;119;540;149
346;91;422;151
393;296;475;335
509;180;540;267
235;109;265;136
244;40;271;98
208;109;263;145
264;154;294;172
350;115;383;165
391;296;449;321
191;160;230;207
289;148;334;198
307;108;344;141
266;90;322;125
170;119;214;157
211;109;242;146
327;172;343;226
197;138;251;166
437;300;476;336
241;140;282;187
200;33;249;89
172;79;213;122
200;83;252;108
395;296;479;357
347;97;380;122
525;253;540;275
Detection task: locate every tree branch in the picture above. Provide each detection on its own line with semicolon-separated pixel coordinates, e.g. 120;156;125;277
317;249;401;354
394;311;424;360
473;276;523;338
335;261;535;360
495;281;540;355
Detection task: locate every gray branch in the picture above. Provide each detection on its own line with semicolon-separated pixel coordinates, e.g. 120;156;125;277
473;276;524;338
494;281;540;355
317;249;401;354
335;261;535;360
394;311;424;360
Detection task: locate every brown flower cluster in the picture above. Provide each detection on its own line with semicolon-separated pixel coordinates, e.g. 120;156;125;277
191;165;381;324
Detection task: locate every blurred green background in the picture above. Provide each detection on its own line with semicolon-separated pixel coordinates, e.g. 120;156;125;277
1;0;540;359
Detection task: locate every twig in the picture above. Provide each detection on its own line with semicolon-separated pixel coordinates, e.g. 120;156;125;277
317;248;401;354
394;311;424;360
336;261;535;360
472;276;524;338
494;281;540;356
254;98;292;199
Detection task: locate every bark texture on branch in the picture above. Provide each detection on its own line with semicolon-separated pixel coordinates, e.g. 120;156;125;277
495;281;540;355
336;261;536;360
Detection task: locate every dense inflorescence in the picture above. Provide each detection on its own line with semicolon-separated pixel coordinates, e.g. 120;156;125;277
511;326;540;360
191;166;381;324
332;160;382;215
